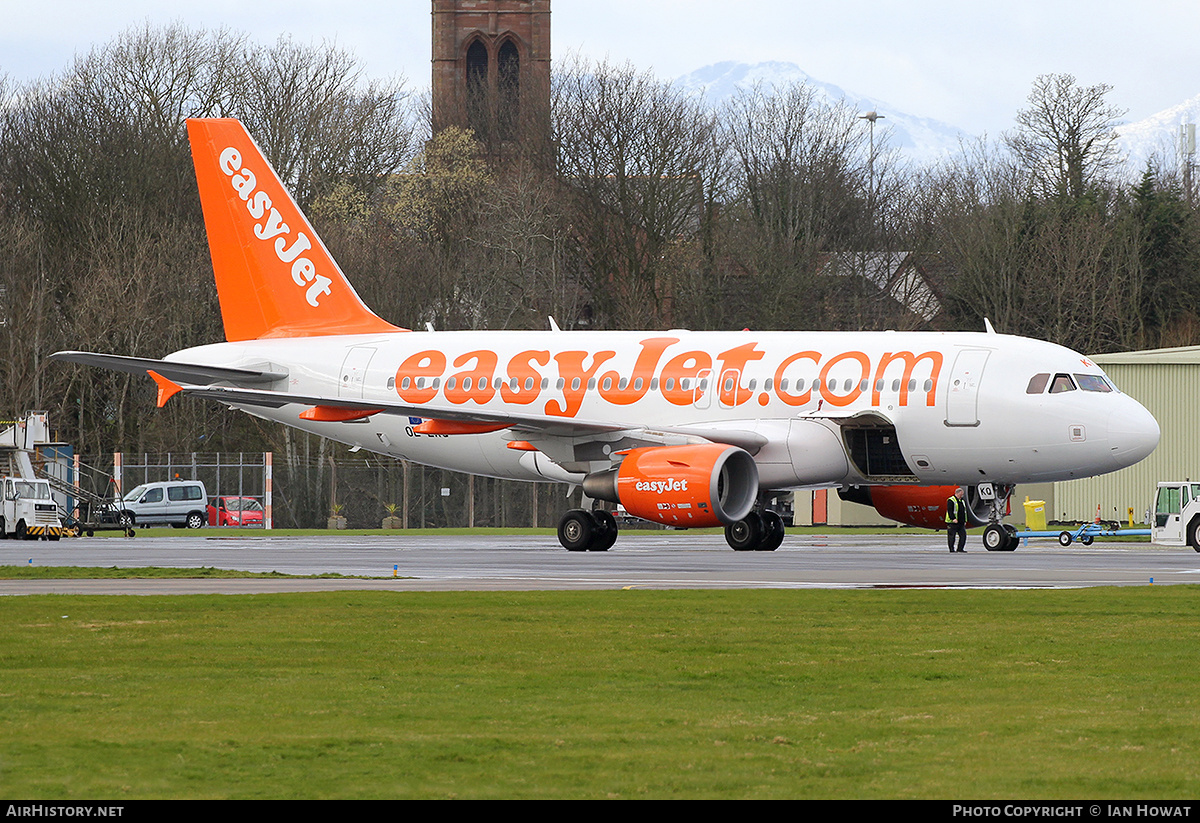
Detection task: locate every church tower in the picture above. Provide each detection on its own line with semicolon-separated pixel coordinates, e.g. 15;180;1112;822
431;0;551;150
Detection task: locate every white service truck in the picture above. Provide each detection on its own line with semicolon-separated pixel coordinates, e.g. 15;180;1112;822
0;412;68;540
1151;481;1200;551
1;476;65;540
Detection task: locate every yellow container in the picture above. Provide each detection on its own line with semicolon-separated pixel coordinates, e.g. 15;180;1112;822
1024;498;1047;531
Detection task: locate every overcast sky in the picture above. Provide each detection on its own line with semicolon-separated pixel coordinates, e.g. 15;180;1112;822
3;0;1198;137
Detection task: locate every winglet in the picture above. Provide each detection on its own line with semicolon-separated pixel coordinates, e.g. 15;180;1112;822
147;370;183;408
186;118;405;341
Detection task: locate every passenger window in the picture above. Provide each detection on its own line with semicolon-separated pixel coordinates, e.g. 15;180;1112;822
1026;373;1050;394
1074;374;1112;392
1049;374;1076;393
144;488;163;503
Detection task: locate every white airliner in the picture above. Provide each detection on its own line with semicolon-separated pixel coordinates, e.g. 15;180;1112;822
51;119;1160;551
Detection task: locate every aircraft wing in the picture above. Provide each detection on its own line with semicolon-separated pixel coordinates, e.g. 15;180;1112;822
156;381;632;437
52;350;771;455
49;351;287;385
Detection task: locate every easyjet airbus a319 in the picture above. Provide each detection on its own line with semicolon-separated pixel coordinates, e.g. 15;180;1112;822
52;119;1160;551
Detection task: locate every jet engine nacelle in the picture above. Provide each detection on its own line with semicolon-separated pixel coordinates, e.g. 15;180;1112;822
583;444;759;528
838;484;992;529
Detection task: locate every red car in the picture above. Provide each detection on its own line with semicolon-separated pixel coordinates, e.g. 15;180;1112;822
207;496;265;527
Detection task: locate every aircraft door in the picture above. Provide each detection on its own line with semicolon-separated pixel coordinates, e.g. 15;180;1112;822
1154;485;1183;544
945;349;991;427
339;347;377;398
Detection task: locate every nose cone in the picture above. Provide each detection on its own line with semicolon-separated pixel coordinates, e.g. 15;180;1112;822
1108;399;1160;470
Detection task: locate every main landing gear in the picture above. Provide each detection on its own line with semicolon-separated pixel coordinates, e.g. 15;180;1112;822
557;508;619;552
724;510;785;551
555;507;787;552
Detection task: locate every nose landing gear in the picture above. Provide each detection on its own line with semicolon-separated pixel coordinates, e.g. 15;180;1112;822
980;484;1018;551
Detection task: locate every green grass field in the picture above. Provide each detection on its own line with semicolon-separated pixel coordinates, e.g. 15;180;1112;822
2;586;1198;798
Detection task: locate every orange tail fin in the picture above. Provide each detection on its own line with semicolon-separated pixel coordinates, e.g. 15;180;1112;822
186;118;404;341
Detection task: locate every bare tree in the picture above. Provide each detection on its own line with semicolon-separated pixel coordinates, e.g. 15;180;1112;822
236;37;418;207
0;22;419;456
720;81;894;330
553;57;721;327
1005;73;1125;202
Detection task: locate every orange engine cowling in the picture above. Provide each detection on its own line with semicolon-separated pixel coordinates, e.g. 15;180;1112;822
582;444;759;528
840;485;992;529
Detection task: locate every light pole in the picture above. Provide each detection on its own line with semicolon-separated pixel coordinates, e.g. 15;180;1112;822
859;109;885;203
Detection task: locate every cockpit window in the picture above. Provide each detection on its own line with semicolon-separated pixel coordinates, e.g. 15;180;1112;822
1049;373;1076;393
1026;373;1050;394
1075;374;1112;392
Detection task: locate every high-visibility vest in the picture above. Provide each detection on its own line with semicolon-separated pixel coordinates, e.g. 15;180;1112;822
946;497;962;524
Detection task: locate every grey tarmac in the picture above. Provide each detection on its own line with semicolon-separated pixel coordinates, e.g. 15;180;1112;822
2;532;1198;594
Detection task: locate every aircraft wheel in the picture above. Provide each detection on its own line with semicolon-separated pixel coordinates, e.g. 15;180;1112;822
725;512;763;551
982;523;1007;551
1058;531;1073;546
558;509;595;552
758;511;785;551
1003;524;1019;551
591;510;618;551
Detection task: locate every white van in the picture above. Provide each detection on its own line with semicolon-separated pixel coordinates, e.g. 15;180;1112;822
117;481;208;528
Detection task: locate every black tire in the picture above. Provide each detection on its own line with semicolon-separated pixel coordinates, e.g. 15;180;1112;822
1188;518;1200;552
1003;524;1019;552
1079;534;1094;546
185;512;205;529
759;511;785;551
982;523;1006;551
15;520;28;540
558;509;594;552
1058;531;1073;546
591;510;618;551
117;510;135;528
725;512;763;551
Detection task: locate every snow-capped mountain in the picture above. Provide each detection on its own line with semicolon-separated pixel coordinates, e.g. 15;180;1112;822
675;61;972;166
1116;94;1200;178
678;61;1200;178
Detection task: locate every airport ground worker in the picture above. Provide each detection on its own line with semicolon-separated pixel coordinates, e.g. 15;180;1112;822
946;487;968;553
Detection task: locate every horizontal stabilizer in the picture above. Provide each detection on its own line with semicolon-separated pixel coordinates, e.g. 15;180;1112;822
49;351;287;386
